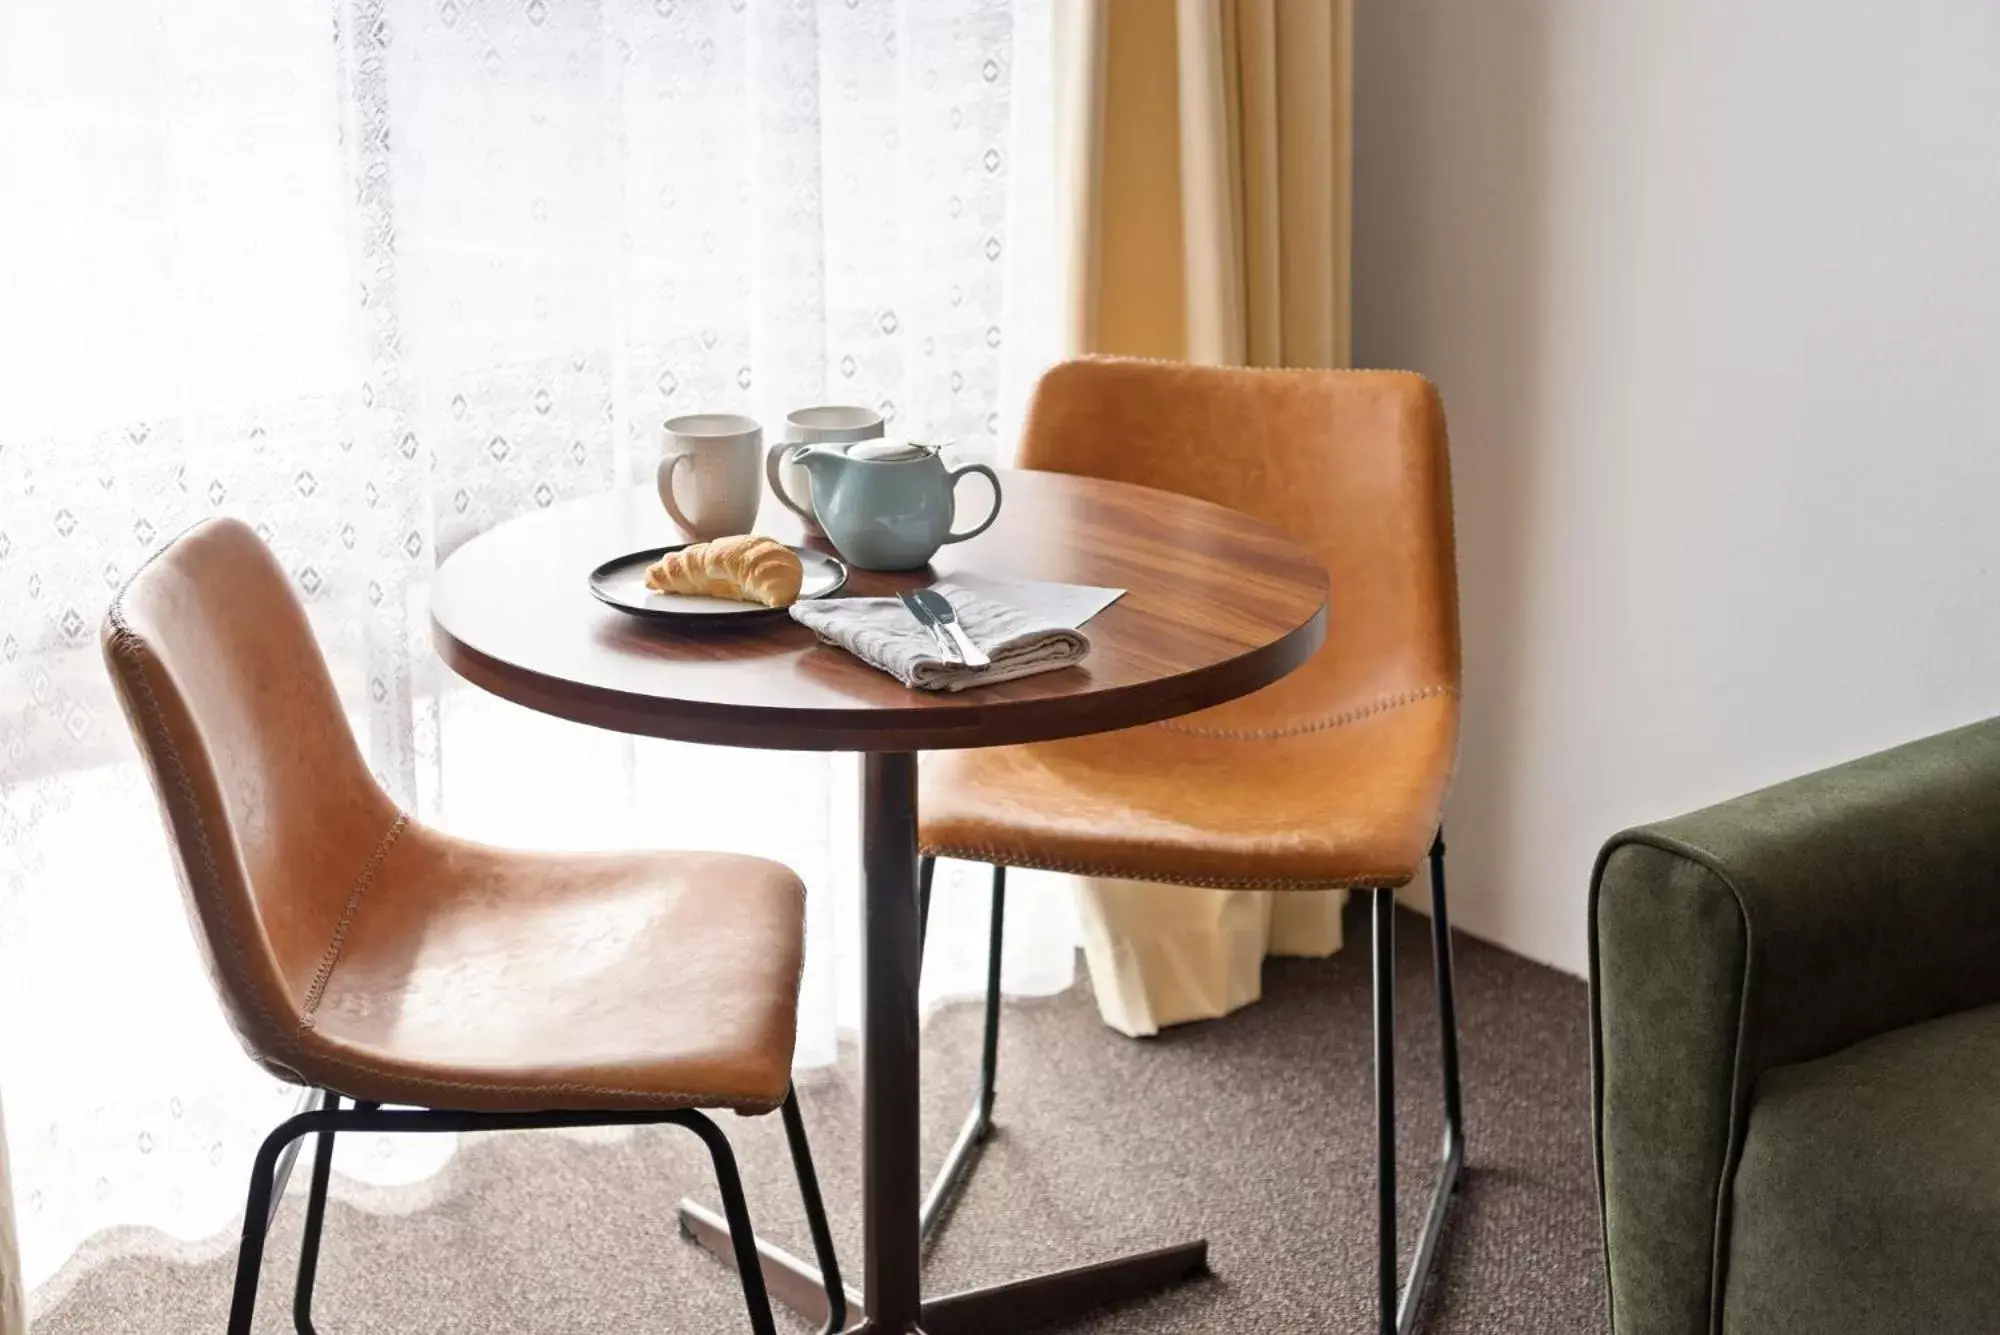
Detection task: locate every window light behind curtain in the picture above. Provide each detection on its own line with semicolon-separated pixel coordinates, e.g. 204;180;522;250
0;0;1063;1296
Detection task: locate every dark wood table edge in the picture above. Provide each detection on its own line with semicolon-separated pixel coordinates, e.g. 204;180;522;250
429;600;1327;753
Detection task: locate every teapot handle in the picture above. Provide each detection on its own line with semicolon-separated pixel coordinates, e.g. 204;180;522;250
940;464;1003;545
765;442;816;523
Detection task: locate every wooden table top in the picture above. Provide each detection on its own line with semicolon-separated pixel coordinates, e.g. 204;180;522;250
430;470;1327;752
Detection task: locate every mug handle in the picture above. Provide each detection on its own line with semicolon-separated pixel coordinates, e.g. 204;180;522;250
765;442;815;523
941;463;1003;544
657;452;699;535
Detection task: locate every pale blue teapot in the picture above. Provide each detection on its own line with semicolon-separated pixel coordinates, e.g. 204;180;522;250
789;441;1002;571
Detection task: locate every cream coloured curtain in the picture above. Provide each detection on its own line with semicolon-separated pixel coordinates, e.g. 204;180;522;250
1055;0;1354;1036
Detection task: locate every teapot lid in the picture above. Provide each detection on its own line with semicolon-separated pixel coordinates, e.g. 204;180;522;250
845;439;934;462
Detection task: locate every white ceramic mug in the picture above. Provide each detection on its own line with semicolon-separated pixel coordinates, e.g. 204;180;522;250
659;413;763;540
768;405;885;535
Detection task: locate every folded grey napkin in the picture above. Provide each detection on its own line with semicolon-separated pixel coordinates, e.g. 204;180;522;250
790;581;1091;692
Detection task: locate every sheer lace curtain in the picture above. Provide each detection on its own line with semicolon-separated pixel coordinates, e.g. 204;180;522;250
0;0;1066;1299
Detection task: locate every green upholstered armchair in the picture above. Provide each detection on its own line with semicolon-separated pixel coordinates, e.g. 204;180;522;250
1591;717;2000;1335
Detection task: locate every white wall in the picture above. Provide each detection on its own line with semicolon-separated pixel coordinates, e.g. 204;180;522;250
1355;1;2000;976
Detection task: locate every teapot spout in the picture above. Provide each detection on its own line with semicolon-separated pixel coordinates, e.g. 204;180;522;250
789;441;845;481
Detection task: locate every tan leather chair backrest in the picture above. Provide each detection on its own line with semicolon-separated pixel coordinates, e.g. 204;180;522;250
1017;357;1461;729
101;518;401;1072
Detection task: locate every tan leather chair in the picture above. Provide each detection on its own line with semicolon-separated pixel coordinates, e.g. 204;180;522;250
102;518;844;1335
916;358;1466;1333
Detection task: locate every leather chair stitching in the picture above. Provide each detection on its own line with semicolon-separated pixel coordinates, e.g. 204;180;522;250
915;846;1411;891
298;810;410;1034
295;1045;784;1114
106;569;298;1049
1154;683;1459;740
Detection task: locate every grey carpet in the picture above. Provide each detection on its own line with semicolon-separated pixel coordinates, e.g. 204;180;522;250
34;903;1606;1333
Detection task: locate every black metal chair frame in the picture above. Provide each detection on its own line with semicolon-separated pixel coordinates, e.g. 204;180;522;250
228;1085;848;1335
916;830;1466;1335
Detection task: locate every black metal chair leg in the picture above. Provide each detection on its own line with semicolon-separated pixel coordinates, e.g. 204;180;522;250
293;1091;341;1335
679;1110;781;1335
913;847;1469;1335
1371;886;1399;1335
233;1100;783;1335
779;1087;848;1335
1375;830;1469;1335
977;864;1006;1124
293;1095;380;1335
919;862;1006;1243
1429;833;1465;1145
228;1114;317;1335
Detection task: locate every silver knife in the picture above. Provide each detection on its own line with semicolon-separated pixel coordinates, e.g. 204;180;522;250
898;589;960;664
911;588;992;668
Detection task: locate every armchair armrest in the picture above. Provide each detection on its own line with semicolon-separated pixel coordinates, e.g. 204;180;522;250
1589;715;2000;1335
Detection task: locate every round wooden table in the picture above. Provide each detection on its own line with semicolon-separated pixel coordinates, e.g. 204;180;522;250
431;471;1328;1335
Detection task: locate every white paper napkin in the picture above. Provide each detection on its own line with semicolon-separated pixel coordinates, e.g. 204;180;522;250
790;581;1093;692
938;573;1125;629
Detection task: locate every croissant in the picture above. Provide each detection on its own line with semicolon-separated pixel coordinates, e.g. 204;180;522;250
645;534;805;608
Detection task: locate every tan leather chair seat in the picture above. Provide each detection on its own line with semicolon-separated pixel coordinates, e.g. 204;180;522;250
923;686;1456;890
297;833;804;1114
917;359;1461;894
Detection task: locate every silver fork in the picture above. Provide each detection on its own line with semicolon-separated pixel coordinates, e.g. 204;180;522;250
898;589;960;663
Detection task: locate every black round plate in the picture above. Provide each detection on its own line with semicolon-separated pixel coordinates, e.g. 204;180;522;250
588;543;848;622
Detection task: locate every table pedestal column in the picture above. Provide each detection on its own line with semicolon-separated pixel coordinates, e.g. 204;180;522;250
859;752;925;1331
